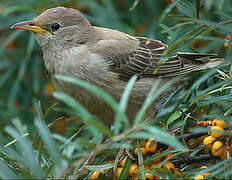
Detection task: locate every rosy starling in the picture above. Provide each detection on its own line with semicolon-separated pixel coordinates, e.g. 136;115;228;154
11;7;223;126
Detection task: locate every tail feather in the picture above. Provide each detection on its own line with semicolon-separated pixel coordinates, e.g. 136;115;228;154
197;58;224;70
177;52;224;70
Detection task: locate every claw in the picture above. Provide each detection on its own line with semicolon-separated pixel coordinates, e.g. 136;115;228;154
113;112;156;174
113;140;135;174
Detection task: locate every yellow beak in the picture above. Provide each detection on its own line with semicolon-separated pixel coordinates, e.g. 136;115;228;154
11;20;51;34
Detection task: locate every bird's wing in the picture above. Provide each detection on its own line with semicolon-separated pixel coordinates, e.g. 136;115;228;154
92;36;223;81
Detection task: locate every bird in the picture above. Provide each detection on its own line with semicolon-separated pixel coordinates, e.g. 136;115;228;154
11;6;223;126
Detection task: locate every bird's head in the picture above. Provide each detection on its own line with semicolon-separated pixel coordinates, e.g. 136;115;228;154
11;7;93;47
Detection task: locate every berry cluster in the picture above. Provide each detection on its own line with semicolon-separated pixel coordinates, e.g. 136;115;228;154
115;138;181;179
200;119;232;160
90;119;231;179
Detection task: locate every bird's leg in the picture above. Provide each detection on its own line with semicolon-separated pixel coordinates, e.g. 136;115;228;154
74;135;108;178
113;111;156;174
83;134;108;166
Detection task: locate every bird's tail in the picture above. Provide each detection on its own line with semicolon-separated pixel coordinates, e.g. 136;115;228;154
177;52;224;70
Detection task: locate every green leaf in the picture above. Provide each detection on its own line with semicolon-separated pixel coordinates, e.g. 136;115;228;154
4;126;43;178
134;78;178;125
128;125;188;152
54;74;128;123
173;0;195;17
137;142;145;180
162;25;206;58
119;157;131;180
166;108;187;130
0;159;20;179
114;75;137;134
34;115;62;177
53;92;112;137
85;164;113;171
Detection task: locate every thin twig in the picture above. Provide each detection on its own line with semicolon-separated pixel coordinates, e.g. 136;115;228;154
4;133;29;147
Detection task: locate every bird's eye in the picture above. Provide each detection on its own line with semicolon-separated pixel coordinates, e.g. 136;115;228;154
50;23;60;31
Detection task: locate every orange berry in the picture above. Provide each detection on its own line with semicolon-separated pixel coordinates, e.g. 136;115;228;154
203;136;216;153
134;146;146;156
220;150;230;160
163;161;175;170
90;170;104;180
212;119;226;129
195;175;204;180
224;42;230;51
209;126;224;138
202;172;210;177
120;156;127;167
45;82;55;95
145;172;155;180
196;121;208;126
145;138;157;153
116;167;123;177
211;141;226;157
129;163;138;176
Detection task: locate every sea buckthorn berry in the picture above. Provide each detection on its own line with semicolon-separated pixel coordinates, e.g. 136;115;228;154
145;172;155;180
90;170;104;180
212;119;226;129
163;161;175;170
202;172;210;177
196;121;208;126
197;120;212;126
194;175;204;180
116;167;123;177
129;163;138;176
145;138;157;153
220;150;230;160
224;42;230;51
209;126;224;138
134;146;146;156
211;141;226;157
120;156;127;167
203;136;216;153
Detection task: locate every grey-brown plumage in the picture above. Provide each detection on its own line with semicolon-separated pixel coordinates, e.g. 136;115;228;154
11;7;223;125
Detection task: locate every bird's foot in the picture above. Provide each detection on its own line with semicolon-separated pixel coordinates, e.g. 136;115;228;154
75;135;107;178
113;139;136;174
113;112;156;174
